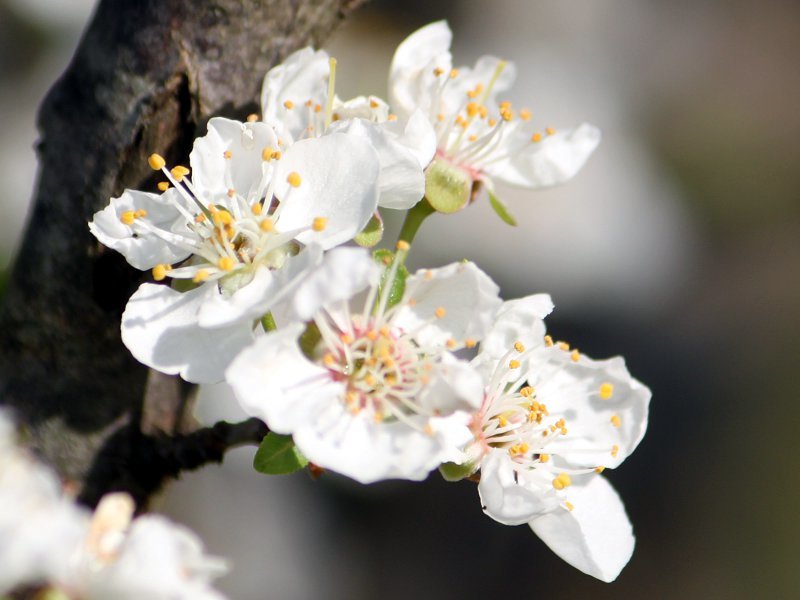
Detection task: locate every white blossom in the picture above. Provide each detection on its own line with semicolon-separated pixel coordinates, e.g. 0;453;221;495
389;21;600;213
461;295;650;581
227;248;503;483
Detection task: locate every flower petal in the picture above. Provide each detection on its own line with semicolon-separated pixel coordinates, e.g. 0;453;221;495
226;324;341;433
189;117;277;202
394;262;502;347
121;283;254;384
529;475;635;582
89;189;191;270
478;449;562;525
273;133;380;249
419;352;485;413
389;20;453;118
329;117;427;210
260;47;329;142
488;123;601;189
479;294;554;361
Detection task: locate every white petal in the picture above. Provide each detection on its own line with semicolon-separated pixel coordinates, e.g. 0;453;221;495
121;283;254;384
478;449;561;525
394;262;502;347
419;352;484;413
196;266;278;328
529;476;635;582
389;21;453;118
260;47;329;142
329;118;426;210
532;351;651;470
189;117;277;202
274;133;379;249
293;408;471;484
380;109;437;170
283;246;379;322
488;123;601;189
89;189;191;270
332;95;390;122
226;324;341;433
478;294;554;361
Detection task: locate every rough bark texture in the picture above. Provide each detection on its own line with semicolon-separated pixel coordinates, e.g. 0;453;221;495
0;0;365;487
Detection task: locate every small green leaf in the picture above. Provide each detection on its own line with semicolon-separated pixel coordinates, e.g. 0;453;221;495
354;212;384;247
373;249;408;311
253;432;308;475
487;189;518;226
439;460;479;482
425;159;472;213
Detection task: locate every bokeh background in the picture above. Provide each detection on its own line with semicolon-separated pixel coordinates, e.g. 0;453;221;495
1;0;798;597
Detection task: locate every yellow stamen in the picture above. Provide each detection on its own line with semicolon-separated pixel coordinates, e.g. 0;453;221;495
464;338;477;348
152;264;170;281
570;349;580;362
565;501;575;512
509;359;520;369
434;307;446;319
611;445;620;458
544;335;553;347
449;68;459;78
396;240;410;252
251;203;263;216
557;341;570;351
520;109;532;121
157;181;170;192
262;147;275;161
223;150;232;159
595;466;605;473
283;100;294;110
192;270;210;283
246;113;259;122
531;132;543;143
552;473;572;490
260;219;274;232
312;217;327;232
546;127;556;136
218;257;236;271
599;383;614;400
120;211;136;226
611;414;622;428
514;341;525;353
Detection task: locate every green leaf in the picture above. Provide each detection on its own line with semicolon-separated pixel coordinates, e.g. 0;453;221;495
425;159;472;213
373;249;408;311
354;212;384;247
253;432;308;475
487;189;518;226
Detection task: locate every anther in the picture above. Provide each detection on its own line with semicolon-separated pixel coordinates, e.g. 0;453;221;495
520;109;532;121
369;99;379;108
565;501;575;512
465;339;477;348
251;203;263;216
171;165;190;181
557;341;570;351
262;147;275;161
599;383;614;400
449;69;459;78
544;335;554;347
120;211;136;226
152;264;170;281
218;257;236;271
552;473;572;490
312;217;328;232
260;219;274;232
594;466;605;473
387;114;398;121
227;189;236;198
433;67;444;76
283;100;295;110
396;240;410;251
446;339;457;349
546;127;556;136
148;154;166;170
509;359;520;369
287;172;302;187
531;133;543;143
193;270;210;283
570;350;580;362
539;454;550;463
434;307;447;319
610;415;622;428
223;150;232;159
246;113;259;122
611;445;620;458
514;341;525;353
157;181;170;192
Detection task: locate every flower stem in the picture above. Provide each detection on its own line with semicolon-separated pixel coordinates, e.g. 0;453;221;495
397;198;435;247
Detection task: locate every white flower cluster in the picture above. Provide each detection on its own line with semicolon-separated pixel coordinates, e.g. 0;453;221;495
0;412;228;598
86;21;650;583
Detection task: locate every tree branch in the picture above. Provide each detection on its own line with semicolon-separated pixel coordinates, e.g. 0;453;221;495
0;0;366;487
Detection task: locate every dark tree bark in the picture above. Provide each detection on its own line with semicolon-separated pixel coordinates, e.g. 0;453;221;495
0;0;365;494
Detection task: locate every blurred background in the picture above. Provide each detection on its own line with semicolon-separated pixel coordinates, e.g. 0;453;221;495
1;0;798;597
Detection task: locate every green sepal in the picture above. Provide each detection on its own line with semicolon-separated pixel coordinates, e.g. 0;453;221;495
425;159;472;213
373;249;408;311
354;212;384;247
439;459;479;482
299;321;322;359
487;189;518;226
253;432;309;475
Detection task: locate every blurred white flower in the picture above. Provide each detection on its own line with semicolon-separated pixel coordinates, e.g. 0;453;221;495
0;412;227;598
227;249;502;483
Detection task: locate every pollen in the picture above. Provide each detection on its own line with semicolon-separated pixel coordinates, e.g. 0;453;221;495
520;386;534;398
520;109;532;121
192;270;210;283
262;147;275;161
387;114;398;121
509;359;521;369
546;127;556;136
465;338;477;348
157;181;170;192
539;454;550;463
509;442;529;457
552;473;572;490
594;466;605;473
544;335;553;347
259;218;274;232
148;153;166;170
251;203;263;215
611;445;620;458
283;100;295;109
287;172;302;187
152;264;170;281
434;307;447;319
120;211;136;225
323;353;337;367
466;84;483;99
312;217;328;232
223;150;232;159
570;350;581;362
369;99;379;108
610;414;622;428
446;339;457;349
246;113;259;122
466;102;480;117
213;210;234;226
170;165;190;181
433;67;444;77
218;257;236;271
565;501;575;512
449;68;459;78
599;383;614;400
557;341;570;351
514;341;525;353
396;240;410;251
340;333;354;345
488;118;497;127
531;132;543;143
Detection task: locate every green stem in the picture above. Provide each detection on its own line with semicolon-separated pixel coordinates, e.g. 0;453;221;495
397;198;435;247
